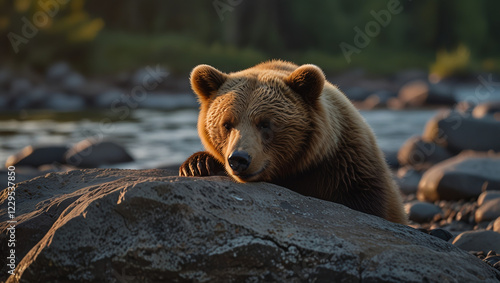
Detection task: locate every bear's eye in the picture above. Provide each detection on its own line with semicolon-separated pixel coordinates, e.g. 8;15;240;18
257;121;271;130
223;122;232;131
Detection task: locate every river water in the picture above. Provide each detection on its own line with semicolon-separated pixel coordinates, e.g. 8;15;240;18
0;108;439;169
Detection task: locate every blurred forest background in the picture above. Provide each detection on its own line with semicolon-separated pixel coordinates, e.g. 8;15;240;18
1;0;500;78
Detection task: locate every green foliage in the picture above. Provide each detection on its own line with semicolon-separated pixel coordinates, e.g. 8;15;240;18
1;0;499;76
430;44;471;81
0;0;103;70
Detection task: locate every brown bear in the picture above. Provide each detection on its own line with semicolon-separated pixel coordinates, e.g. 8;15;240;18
179;60;407;224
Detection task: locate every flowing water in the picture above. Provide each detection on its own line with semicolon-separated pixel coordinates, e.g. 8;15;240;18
0;108;439;169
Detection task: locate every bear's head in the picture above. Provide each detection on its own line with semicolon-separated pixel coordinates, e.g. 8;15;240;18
191;61;325;182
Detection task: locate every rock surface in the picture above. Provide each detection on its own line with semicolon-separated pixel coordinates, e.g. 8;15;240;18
418;152;500;202
1;169;499;282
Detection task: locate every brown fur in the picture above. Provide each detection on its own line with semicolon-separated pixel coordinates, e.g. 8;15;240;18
180;60;408;224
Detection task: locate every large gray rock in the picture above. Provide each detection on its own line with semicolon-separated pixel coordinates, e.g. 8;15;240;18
397;80;456;108
452;230;500;253
4;145;69;168
398;136;453;170
423;110;500;153
65;139;134;168
418;152;500;202
1;169;498;282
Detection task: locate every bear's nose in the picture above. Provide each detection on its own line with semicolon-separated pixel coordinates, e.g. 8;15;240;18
228;151;251;173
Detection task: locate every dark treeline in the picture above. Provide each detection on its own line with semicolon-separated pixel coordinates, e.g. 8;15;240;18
1;0;499;74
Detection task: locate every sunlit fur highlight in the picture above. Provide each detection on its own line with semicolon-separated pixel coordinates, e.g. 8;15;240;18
188;60;407;224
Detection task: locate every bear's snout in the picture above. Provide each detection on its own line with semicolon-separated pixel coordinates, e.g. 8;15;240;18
228;151;251;173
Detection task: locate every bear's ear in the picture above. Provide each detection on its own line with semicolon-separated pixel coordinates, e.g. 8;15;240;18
285;64;325;105
190;64;227;101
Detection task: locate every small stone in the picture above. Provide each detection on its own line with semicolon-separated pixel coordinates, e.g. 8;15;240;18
428;228;453;241
493;218;500;233
452;230;500;253
472;102;500;120
475;198;500;223
478;191;500;206
405;201;442;223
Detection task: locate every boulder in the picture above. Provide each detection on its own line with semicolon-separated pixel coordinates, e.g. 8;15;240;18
65;139;134;168
383;150;399;169
343;87;371;101
46;62;72;83
44;93;86;111
397;80;456;108
396;166;422;195
452;230;500;253
1;169;498;282
5;145;69;168
423;110;500;153
418;152;500;202
398;136;453;170
476;199;500;223
405;201;442;223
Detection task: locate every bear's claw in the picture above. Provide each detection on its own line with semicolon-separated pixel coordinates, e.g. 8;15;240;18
179;151;225;177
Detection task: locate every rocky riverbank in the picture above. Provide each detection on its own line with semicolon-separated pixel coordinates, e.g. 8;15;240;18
1;169;499;282
2;63;499;111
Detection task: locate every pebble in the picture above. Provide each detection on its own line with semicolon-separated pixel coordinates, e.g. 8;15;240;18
470;250;500;271
452;230;500;253
477;191;500;206
417;151;500;202
472;102;500;120
405;201;442;223
492;218;500;233
475;198;500;223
